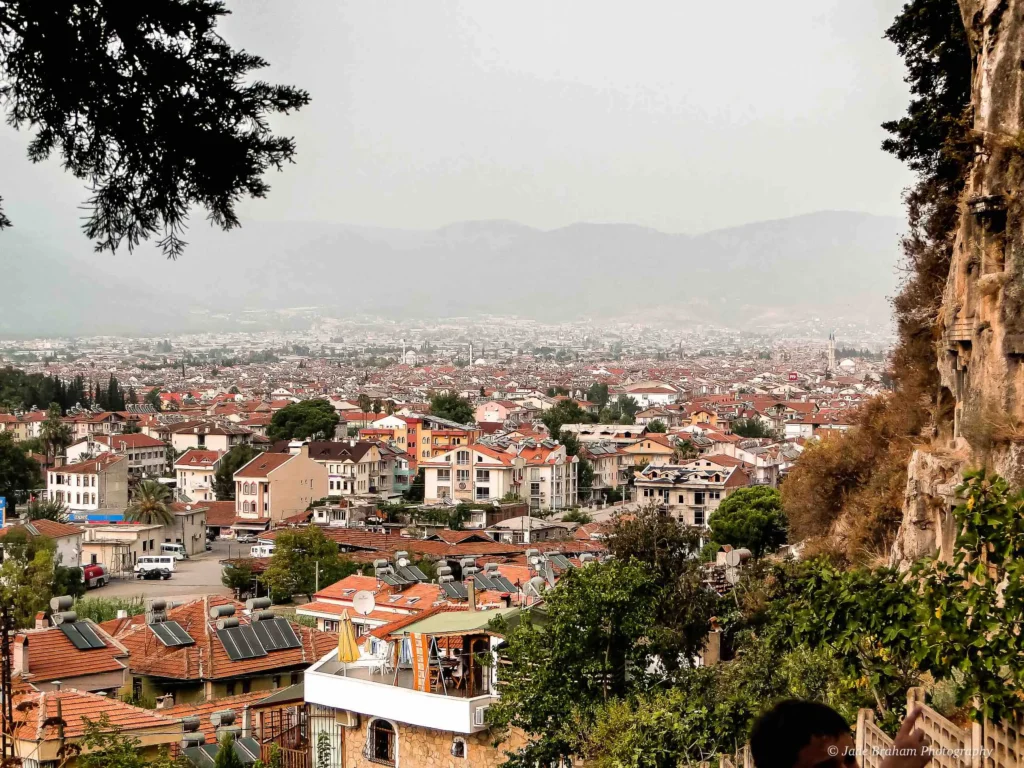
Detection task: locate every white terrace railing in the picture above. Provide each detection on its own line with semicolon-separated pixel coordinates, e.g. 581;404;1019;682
726;688;1024;768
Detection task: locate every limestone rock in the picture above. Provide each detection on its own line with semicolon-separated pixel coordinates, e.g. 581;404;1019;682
895;0;1024;566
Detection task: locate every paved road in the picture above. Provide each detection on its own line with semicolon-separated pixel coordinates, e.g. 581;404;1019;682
88;539;235;601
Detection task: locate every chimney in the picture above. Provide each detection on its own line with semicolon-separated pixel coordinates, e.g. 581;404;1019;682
155;694;175;710
34;612;47;630
13;636;28;676
467;578;476;613
241;706;252;739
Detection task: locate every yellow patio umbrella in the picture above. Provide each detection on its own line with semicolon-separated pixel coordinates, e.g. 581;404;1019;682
337;609;360;674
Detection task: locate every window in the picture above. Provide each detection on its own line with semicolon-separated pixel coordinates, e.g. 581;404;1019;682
476;487;490;500
225;682;236;697
694;508;705;526
437;469;451;481
451;738;467;759
291;671;300;685
273;675;281;689
456;450;470;465
365;719;396;765
476;469;490;482
242;679;252;694
456;469;470;483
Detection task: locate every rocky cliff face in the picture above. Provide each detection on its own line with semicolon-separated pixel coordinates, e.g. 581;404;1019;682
894;0;1024;565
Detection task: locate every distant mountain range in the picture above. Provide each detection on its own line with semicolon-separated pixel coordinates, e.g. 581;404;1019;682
0;210;904;336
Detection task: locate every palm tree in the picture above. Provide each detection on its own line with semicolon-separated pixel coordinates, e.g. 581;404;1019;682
40;403;73;464
23;497;70;523
125;480;174;526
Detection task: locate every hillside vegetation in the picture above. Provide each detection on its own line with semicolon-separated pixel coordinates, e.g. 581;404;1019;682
781;0;972;563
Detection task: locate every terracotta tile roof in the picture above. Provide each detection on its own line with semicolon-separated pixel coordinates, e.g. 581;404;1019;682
263;526;528;559
13;688;179;741
199;501;237;527
234;453;293;478
312;575;380;601
109;596;336;682
60;453;125;474
15;622;127;683
0;519;82;541
175;449;222;468
428;530;495;544
92;433;166;450
162;690;269;744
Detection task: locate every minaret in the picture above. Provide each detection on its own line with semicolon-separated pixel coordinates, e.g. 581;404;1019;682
827;331;836;373
469;342;473;366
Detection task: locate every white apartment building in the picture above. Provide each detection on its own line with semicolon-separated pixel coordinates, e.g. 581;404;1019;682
46;454;129;522
66;433;167;478
634;457;751;527
174;449;222;502
422;441;578;511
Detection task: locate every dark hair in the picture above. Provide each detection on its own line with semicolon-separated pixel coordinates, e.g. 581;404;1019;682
749;700;850;768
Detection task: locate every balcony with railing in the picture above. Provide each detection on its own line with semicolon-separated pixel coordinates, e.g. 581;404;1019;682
304;609;517;734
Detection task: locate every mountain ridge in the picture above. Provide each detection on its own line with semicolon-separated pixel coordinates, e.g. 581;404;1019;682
0;210;904;336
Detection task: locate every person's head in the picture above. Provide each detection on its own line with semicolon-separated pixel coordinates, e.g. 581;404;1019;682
750;700;856;768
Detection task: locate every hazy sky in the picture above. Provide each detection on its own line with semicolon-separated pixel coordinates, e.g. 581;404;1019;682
1;0;913;240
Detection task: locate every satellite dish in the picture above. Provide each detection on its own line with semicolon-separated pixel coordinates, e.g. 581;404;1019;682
725;567;741;585
352;591;375;616
724;549;741;567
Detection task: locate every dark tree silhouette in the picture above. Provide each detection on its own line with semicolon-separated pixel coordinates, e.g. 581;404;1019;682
0;0;309;256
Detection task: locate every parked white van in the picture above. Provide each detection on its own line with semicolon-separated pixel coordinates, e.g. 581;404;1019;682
134;555;177;574
250;543;275;558
160;542;187;560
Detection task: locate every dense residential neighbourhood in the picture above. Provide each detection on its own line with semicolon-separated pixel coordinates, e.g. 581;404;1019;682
0;327;890;767
5;0;1021;765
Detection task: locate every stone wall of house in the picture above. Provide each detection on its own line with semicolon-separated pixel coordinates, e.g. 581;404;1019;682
341;719;530;768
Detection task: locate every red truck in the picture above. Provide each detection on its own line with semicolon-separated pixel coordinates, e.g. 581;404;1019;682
82;563;109;589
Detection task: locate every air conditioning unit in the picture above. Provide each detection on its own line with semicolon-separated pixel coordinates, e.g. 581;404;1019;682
474;706;489;727
335;710;360;727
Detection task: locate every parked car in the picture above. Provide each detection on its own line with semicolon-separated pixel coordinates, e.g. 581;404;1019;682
136;568;172;580
236;534;256;544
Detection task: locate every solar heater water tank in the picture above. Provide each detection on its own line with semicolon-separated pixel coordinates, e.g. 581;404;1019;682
210;604;236;619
